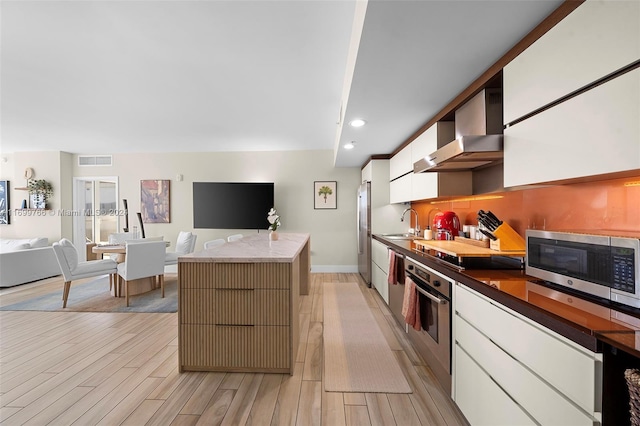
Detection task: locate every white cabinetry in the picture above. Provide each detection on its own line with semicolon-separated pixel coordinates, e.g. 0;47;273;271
365;159;407;235
505;68;640;187
361;161;372;184
504;0;639;124
371;239;390;303
453;284;602;425
390;122;472;202
389;144;412;180
389;144;413;204
503;0;640;187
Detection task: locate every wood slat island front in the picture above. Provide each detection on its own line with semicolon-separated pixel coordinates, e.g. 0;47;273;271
177;233;310;374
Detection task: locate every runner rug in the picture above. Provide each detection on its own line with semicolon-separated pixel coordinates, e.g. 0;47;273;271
0;275;177;313
323;281;412;393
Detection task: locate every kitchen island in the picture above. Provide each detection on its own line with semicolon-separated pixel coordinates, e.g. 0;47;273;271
177;233;310;374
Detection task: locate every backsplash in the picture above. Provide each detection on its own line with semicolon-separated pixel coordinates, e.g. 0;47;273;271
412;175;640;237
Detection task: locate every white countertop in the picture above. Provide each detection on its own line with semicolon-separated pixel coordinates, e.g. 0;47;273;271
179;232;310;263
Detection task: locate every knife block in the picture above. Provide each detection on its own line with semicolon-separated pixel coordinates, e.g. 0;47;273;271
489;223;526;251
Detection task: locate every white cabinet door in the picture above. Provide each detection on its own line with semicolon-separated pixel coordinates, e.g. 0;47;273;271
361;161;372;183
371;263;389;304
455;344;536;426
504;67;640;187
389;174;412;204
389;144;412;180
504;0;640;124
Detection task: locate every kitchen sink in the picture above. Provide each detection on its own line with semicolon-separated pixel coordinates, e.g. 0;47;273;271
379;233;417;240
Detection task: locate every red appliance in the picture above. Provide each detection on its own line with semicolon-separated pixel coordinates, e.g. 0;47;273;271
433;211;461;240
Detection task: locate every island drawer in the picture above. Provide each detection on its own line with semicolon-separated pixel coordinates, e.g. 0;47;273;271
180;289;290;325
180;324;290;371
179;262;291;289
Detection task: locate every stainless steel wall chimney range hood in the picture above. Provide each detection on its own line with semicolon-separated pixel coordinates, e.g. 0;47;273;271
414;88;504;173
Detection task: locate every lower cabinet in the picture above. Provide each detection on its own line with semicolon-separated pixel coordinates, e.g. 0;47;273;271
453;284;602;425
371;239;390;303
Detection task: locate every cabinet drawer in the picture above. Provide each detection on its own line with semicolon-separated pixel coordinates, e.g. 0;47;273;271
371;262;389;305
179;262;291;289
456;284;602;413
180;289;290;325
456;316;599;425
371;240;390;272
180;324;290;370
455;343;535;426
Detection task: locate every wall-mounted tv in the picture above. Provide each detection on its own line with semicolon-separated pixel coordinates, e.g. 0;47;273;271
193;182;275;229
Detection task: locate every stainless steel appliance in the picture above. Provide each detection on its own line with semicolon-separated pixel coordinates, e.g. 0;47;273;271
405;257;454;395
526;230;640;308
357;182;371;286
414;88;503;173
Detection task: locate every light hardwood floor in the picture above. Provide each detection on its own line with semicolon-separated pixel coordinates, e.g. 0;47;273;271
0;273;468;425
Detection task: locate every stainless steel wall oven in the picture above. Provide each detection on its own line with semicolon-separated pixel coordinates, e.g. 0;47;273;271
405;257;454;394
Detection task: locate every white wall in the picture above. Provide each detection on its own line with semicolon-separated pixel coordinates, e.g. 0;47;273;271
0;151;71;244
71;150;361;271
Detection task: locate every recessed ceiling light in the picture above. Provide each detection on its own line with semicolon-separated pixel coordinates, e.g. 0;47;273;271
344;141;356;150
349;119;366;128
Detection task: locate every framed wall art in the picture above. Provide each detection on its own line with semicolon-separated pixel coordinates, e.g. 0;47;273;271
0;180;9;224
314;181;337;209
141;179;170;223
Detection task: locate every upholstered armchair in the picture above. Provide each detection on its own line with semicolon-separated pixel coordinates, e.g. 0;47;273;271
117;241;166;307
52;239;118;308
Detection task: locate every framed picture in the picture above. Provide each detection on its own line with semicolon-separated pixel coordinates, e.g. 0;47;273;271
0;180;9;224
314;181;337;209
141;179;170;223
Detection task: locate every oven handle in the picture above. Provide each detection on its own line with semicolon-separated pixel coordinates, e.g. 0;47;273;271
408;272;447;304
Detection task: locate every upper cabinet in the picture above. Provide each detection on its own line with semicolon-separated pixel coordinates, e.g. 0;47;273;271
389;144;412;181
389;122;473;202
504;0;640;125
503;0;640;187
361;161;372;183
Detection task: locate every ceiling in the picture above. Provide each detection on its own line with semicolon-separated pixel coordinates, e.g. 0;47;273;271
0;0;563;168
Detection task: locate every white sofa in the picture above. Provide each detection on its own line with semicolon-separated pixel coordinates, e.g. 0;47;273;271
0;238;61;287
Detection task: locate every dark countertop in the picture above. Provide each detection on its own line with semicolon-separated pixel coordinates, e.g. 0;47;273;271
374;234;640;356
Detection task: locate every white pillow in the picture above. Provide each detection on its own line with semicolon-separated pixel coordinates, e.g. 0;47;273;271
175;232;194;255
59;239;79;270
29;237;49;248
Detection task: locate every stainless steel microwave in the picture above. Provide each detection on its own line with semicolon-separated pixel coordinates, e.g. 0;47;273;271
526;230;640;308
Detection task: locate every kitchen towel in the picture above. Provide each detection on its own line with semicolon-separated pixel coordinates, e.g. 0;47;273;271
402;276;421;331
387;250;405;285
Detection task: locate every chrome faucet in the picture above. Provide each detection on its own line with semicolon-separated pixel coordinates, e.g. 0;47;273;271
401;208;420;236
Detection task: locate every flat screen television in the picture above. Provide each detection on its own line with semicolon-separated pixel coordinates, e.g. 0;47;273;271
193;182;275;229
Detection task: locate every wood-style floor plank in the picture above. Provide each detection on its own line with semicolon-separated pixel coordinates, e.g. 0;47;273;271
0;273;466;426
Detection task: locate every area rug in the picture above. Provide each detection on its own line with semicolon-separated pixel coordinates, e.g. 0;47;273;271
0;275;177;313
323;281;412;393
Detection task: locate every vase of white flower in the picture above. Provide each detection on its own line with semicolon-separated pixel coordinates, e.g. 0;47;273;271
267;207;281;241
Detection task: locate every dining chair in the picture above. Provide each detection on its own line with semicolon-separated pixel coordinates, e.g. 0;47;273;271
52;238;118;308
118;240;166;307
165;231;197;267
204;239;226;249
227;234;243;242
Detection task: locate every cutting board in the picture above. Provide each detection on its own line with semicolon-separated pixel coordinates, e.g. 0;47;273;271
414;239;526;258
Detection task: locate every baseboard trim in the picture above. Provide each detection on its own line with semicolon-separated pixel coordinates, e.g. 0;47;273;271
311;265;358;273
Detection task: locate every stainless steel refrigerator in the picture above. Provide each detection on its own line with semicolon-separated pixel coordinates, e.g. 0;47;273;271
357;182;371;287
